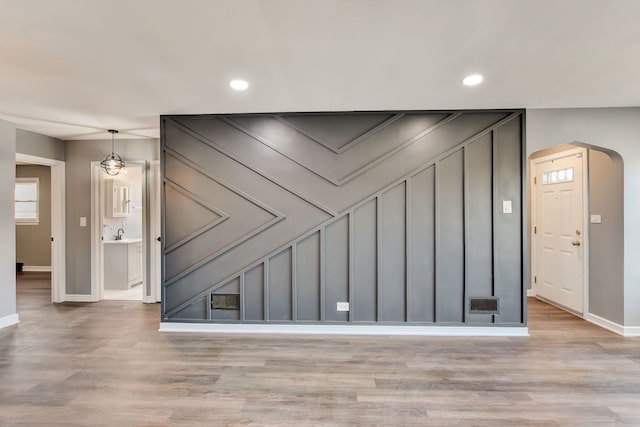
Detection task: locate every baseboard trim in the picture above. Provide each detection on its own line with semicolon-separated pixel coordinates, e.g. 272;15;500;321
527;289;536;297
623;326;640;337
584;313;624;336
0;313;20;329
159;323;529;337
22;266;52;272
64;294;97;302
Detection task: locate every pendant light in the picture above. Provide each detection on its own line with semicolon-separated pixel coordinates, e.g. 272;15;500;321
100;129;125;176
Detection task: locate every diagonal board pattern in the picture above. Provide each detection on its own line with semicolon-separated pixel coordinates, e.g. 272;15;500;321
276;113;400;153
162;110;524;326
224;113;451;185
164;181;229;250
163;152;284;283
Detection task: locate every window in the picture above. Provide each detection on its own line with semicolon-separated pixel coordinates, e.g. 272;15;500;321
15;178;39;224
543;167;574;185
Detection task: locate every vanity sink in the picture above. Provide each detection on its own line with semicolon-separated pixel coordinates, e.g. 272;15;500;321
104;238;142;244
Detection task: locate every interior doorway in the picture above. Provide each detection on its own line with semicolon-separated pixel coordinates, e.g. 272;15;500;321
529;143;625;334
91;161;161;303
15;153;65;303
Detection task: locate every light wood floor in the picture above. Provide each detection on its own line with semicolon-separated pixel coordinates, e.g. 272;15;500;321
2;273;640;426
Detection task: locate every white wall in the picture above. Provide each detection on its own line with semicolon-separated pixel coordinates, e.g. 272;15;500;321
0;119;17;325
527;107;640;326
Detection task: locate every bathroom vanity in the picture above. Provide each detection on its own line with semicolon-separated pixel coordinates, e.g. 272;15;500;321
103;238;142;290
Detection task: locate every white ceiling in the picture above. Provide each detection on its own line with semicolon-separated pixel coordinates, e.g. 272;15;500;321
1;0;639;140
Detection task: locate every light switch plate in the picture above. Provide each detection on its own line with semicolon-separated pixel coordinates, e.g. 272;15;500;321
591;214;602;224
80;217;87;227
336;302;350;312
502;200;512;214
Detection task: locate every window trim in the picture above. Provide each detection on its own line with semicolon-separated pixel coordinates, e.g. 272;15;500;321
15;177;40;225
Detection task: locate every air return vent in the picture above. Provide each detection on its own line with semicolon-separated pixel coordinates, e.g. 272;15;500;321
211;294;240;310
469;297;499;314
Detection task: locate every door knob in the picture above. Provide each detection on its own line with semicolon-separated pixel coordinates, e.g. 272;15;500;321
571;241;581;246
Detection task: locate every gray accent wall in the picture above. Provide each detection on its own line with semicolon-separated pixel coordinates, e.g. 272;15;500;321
161;111;525;326
16;129;64;161
0;119;17;321
16;165;52;267
64;138;159;295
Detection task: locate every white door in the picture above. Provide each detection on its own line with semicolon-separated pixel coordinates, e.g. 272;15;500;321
534;150;585;314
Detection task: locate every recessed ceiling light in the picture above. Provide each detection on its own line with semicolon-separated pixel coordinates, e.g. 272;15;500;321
230;79;249;91
462;74;483;86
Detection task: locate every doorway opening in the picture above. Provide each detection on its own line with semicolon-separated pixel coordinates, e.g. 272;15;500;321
15;153;65;303
90;161;161;303
529;143;624;331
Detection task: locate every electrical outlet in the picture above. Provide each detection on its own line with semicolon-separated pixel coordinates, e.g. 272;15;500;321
336;302;350;312
502;200;512;214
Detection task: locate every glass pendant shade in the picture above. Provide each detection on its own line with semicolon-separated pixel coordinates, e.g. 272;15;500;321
100;129;125;176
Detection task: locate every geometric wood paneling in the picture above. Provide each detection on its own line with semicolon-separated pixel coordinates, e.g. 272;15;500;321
161;110;524;326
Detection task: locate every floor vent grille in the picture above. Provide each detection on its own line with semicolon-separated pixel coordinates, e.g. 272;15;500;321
469;297;499;314
211;294;240;310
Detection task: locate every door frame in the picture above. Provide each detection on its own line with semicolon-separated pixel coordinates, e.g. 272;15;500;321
530;146;589;315
91;161;150;302
15;153;66;303
148;160;161;303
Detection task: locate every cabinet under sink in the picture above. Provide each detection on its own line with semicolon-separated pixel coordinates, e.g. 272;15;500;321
104;239;142;290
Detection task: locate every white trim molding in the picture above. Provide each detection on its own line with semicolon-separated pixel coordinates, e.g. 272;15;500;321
64;294;98;302
159;323;529;337
22;266;52;272
527;289;536;297
623;327;640;337
582;312;640;336
0;313;20;329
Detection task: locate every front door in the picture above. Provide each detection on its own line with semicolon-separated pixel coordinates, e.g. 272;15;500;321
534;149;585;314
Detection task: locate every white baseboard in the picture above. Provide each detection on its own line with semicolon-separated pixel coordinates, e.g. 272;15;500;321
64;294;97;302
0;313;20;329
623;326;640;337
159;323;529;337
584;313;624;336
527;289;536;297
22;266;52;272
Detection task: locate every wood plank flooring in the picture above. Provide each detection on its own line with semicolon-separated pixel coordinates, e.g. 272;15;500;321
2;272;640;426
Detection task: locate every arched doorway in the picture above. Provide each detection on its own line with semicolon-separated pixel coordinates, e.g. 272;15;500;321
529;143;624;329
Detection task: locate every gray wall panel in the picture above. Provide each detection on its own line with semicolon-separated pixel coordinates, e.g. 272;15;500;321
379;183;406;322
244;264;264;321
494;118;523;323
296;232;321;321
174;113;508;214
353;199;377;322
408;166;435;322
465;136;494;323
268;248;292;321
588;150;624;324
173;297;207;320
161;111;524;327
436;150;465;323
324;216;349;322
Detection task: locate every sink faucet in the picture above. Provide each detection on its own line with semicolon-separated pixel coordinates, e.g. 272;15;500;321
116;228;125;240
